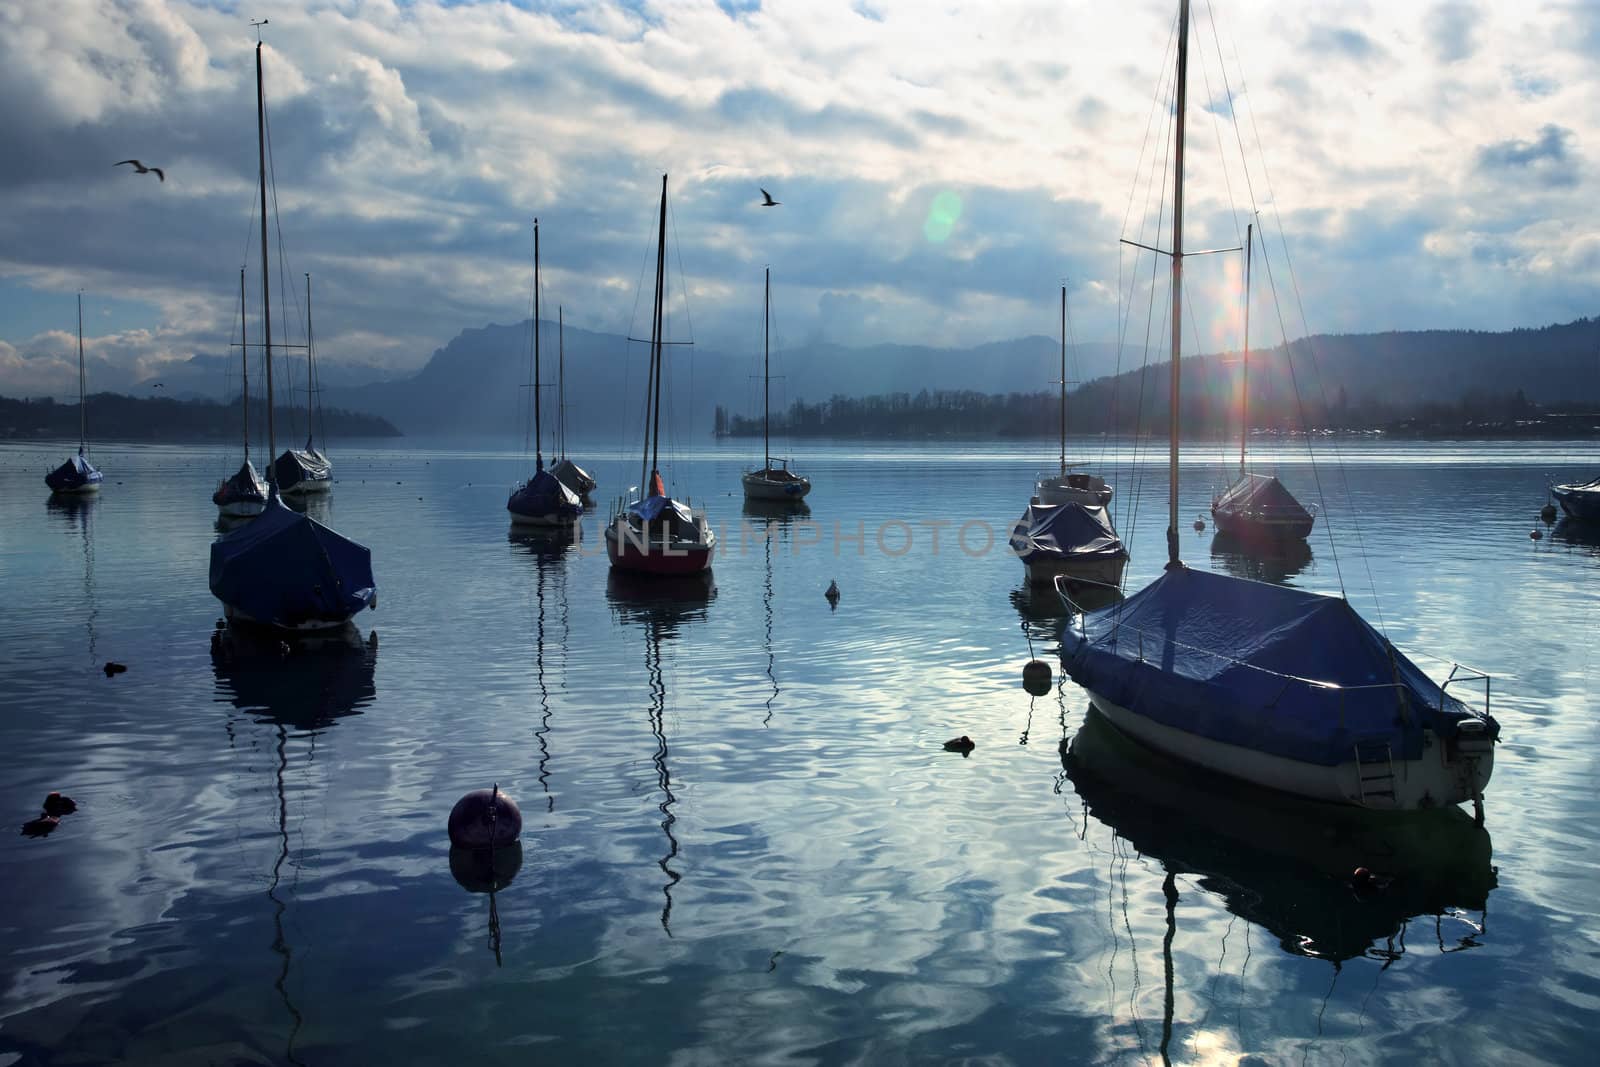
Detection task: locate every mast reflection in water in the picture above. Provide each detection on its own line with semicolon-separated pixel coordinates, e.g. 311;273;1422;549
606;571;715;936
211;622;378;1062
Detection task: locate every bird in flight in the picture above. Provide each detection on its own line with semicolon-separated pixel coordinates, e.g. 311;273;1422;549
115;160;164;182
760;188;780;207
150;382;165;388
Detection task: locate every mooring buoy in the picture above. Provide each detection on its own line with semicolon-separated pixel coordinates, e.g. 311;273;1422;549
1023;659;1052;695
448;784;522;849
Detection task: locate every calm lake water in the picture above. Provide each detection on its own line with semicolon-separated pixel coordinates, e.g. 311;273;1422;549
1;435;1596;1065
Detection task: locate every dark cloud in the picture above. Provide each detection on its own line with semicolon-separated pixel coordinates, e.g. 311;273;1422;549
1475;124;1579;187
1425;2;1480;64
1303;25;1387;66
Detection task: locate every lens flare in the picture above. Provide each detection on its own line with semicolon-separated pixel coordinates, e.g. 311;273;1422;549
923;191;963;243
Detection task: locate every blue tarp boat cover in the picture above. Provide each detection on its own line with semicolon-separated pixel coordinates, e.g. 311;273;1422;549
627;494;695;527
508;468;583;519
209;498;375;628
46;453;102;492
1009;502;1126;563
273;447;331;490
1063;566;1495;766
213;459;268;506
1213;473;1312;519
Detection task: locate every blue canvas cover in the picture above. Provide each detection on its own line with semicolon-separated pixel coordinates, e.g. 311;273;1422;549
1213;473;1311;519
273;447;332;491
507;468;583;520
1063;566;1496;766
213;459;268;507
45;453;102;492
1009;503;1126;564
209;497;375;628
628;494;695;526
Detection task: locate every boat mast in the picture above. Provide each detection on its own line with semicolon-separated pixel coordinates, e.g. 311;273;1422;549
558;305;565;460
256;33;278;492
305;272;316;452
763;266;771;473
1166;0;1190;570
240;267;250;461
534;218;543;473
77;292;87;457
1059;284;1067;477
647;175;669;490
1240;221;1252;478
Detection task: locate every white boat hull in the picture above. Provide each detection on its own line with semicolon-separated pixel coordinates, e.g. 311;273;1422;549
51;483;102;496
1036;475;1112;508
508;509;580;528
221;600;370;635
742;471;811;501
1084;691;1494;811
217;500;266;518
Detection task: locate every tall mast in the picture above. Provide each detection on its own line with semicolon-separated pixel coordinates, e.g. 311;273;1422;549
558;305;565;459
763;266;771;472
1166;0;1190;570
648;175;669;488
304;272;315;451
534;218;543;472
240;267;250;461
1059;284;1067;476
256;36;277;491
77;292;87;456
1240;222;1252;477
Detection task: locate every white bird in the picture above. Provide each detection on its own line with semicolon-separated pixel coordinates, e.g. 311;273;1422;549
115;160;164;182
760;188;780;207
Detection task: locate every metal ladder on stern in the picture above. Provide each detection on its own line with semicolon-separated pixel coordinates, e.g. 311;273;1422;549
1353;738;1398;808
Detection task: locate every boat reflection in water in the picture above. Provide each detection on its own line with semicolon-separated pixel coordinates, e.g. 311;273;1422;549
211;620;378;1063
1209;530;1314;585
508;523;580;562
1063;708;1496;968
605;570;714;935
1551;518;1600;557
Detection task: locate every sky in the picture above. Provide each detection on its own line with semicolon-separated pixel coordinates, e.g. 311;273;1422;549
1;0;1597;398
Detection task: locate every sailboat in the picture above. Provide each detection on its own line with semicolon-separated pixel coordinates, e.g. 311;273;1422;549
1034;285;1111;507
507;219;583;527
44;294;104;495
741;267;811;503
1011;285;1127;587
549;308;598;502
271;273;333;496
1061;0;1497;814
604;175;717;576
210;30;376;634
1210;223;1318;542
214;266;270;518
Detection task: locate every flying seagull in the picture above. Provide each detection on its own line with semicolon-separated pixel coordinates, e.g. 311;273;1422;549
150;382;165;388
760;188;780;207
115;160;164;182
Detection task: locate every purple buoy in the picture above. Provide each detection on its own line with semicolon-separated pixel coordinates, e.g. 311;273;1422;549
447;784;522;849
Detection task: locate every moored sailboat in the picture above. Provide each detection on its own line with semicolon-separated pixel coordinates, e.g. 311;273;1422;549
741;267;811;503
210;30;375;634
272;273;333;496
605;175;716;576
1210;223;1317;542
549;308;598;503
508;219;583;527
214;266;269;518
1035;285;1111;507
1061;0;1497;815
45;294;104;496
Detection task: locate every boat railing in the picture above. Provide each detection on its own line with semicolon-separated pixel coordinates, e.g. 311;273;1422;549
1069;608;1493;721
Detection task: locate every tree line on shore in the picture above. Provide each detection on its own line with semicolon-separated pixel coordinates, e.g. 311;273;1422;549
0;393;401;441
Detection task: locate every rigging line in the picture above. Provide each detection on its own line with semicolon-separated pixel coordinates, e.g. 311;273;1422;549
1218;15;1385;624
1120;40;1180;557
1104;7;1182;476
262;91;307;448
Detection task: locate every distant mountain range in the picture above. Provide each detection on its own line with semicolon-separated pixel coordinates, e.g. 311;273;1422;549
0;393;400;442
42;315;1600;440
320;315;1599;438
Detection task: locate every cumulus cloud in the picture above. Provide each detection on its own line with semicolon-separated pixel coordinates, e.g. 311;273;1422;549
0;0;1596;397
